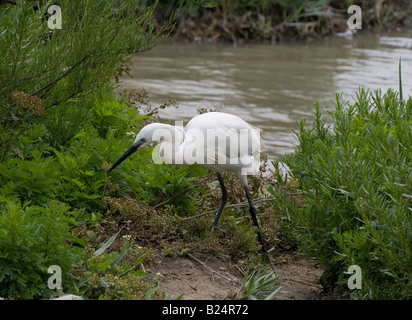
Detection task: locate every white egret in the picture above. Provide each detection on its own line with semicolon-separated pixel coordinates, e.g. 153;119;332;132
108;112;268;253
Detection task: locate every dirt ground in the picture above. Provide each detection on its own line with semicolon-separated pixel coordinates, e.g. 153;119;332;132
103;172;332;300
147;251;326;300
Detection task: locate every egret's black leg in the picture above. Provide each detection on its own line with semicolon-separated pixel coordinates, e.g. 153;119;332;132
211;172;228;232
244;186;268;254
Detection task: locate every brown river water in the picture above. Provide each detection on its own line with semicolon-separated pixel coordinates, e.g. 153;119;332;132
120;31;412;162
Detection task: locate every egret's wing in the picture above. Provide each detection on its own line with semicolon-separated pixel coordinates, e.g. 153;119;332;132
185;113;261;174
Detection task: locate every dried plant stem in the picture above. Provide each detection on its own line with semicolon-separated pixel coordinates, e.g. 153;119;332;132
183;193;303;221
187;254;239;286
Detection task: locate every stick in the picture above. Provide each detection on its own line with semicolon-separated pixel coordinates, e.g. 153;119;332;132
187;254;239;286
183;193;304;221
183;197;277;221
5;55;90;111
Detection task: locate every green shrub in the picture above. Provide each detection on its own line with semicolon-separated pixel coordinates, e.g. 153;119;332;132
0;151;61;206
0;0;175;157
0;0;213;300
0;97;210;298
241;264;281;300
0;199;80;299
270;88;412;299
70;232;164;300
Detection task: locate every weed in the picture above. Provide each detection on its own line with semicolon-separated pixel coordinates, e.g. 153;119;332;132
0;199;79;299
270;88;412;299
241;264;281;300
69;232;164;300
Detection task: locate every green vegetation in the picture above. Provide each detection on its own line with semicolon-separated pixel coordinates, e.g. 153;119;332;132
0;0;177;299
241;265;281;300
71;231;166;300
270;89;412;299
0;200;79;298
2;0;410;301
0;0;273;300
1;0;173;155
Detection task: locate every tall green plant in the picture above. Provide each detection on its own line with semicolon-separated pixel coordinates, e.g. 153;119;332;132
0;0;176;156
270;88;412;299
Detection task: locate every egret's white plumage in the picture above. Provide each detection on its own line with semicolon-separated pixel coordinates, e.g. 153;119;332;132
108;112;267;252
147;112;261;184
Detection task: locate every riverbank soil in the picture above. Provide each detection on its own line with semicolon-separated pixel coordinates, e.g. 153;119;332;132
99;171;338;300
148;250;325;300
156;0;412;44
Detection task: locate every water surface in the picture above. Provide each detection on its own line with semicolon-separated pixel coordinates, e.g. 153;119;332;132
120;32;412;162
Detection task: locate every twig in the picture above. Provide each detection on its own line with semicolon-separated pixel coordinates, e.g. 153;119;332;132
183;197;276;221
31;56;90;97
187;254;239;286
119;194;153;215
1;54;72;95
5;55;90;111
183;193;304;221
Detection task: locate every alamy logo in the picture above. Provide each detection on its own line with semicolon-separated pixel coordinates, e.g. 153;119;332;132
47;5;62;30
47;265;62;290
346;265;362;290
347;5;362;30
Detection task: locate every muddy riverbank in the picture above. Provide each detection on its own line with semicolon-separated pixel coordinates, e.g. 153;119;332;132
154;0;411;44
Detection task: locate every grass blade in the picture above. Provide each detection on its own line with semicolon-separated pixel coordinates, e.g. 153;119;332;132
109;244;133;269
94;231;120;256
399;57;403;102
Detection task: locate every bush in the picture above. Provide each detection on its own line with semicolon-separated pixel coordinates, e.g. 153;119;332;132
270;89;412;299
0;199;80;299
0;95;145;210
0;0;174;158
0;0;182;299
0;96;209;298
69;232;164;300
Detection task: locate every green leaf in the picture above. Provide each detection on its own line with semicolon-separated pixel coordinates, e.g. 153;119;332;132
94;231;120;256
109;244;132;269
145;286;158;300
399;58;403;102
97;259;111;272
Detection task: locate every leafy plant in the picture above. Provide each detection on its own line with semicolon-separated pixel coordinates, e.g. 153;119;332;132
0;0;218;300
0;199;80;299
69;232;164;300
241;264;281;300
270;88;412;299
0;0;176;156
0;151;61;206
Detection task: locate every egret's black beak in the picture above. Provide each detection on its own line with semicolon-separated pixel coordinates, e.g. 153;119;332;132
108;142;141;173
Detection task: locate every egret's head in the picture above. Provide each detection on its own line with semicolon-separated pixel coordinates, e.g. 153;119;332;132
108;123;182;173
107;124;156;173
132;123;159;147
